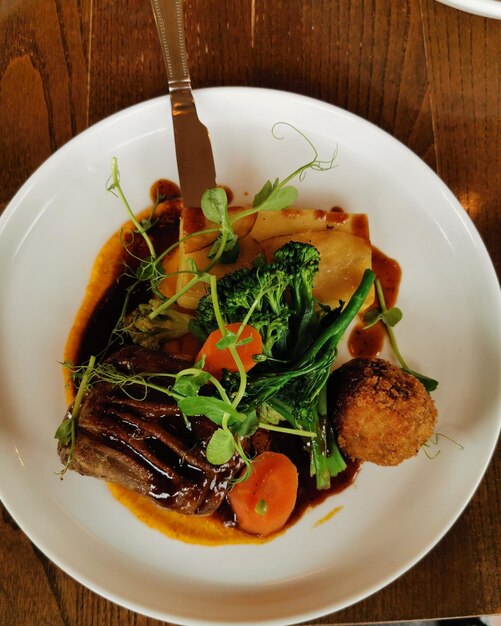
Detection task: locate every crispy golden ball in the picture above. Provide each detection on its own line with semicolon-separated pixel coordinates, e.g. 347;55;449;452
329;358;437;466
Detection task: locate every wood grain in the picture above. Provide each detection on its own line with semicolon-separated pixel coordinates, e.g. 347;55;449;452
420;0;501;270
0;1;499;625
0;0;89;208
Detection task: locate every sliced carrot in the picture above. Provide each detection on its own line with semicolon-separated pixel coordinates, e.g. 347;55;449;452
196;322;262;379
228;451;298;536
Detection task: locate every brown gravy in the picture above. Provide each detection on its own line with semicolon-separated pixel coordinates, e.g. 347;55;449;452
348;246;402;359
65;185;388;545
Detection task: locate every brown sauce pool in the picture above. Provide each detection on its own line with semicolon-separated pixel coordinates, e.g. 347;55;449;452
348;246;402;359
65;186;400;545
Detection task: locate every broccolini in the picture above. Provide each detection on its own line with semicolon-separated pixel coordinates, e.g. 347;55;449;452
125;299;193;350
190;241;321;357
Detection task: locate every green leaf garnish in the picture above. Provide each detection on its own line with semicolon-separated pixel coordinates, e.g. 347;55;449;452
368;279;438;393
383;307;402;327
235;336;253;348
252;180;273;207
201;187;228;225
216;331;238;350
363;306;402;329
135;256;161;281
54;419;73;447
206;428;235;465
177;396;245;425
403;369;439;393
252;182;298;213
102;128;342;476
172;370;211;396
216;237;240;264
202;187;240;262
232;409;259;438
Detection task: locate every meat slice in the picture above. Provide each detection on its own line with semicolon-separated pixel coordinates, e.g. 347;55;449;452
59;345;243;515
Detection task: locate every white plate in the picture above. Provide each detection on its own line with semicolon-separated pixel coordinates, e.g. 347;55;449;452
435;0;501;18
0;87;499;626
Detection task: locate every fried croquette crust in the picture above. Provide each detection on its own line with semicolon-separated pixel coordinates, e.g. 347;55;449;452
329;358;437;466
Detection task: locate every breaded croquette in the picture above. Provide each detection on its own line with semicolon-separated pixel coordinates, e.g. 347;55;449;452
329;358;437;466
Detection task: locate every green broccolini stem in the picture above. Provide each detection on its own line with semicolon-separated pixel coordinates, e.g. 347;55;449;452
266;395;331;489
256;271;375;489
237;292;266;335
317;380;328;416
299;268;376;366
258;422;316;437
310;414;331;489
267;396;301;429
317;382;346;478
246;269;374;399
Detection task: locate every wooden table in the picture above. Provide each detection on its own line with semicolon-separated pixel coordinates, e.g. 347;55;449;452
1;1;499;624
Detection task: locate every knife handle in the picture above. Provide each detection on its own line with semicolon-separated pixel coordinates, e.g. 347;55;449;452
150;0;191;93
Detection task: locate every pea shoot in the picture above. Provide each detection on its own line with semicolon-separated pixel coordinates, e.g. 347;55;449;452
55;125;360;482
363;279;438;392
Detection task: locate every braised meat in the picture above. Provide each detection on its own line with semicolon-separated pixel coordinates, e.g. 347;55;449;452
59;345;244;515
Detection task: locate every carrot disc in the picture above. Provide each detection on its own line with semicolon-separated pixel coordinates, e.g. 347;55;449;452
228;451;299;536
196;322;262;379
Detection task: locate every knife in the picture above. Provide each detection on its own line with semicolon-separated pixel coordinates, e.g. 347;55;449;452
150;0;217;207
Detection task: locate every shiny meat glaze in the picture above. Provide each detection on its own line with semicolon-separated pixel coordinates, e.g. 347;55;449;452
59;346;243;515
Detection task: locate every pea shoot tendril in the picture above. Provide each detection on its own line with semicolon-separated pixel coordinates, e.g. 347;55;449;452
55;125;378;484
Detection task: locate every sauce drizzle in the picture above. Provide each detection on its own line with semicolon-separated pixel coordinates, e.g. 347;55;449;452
348;246;402;358
64;184;384;545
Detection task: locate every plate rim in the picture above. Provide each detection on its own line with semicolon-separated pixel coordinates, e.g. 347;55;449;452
0;86;500;625
435;0;501;18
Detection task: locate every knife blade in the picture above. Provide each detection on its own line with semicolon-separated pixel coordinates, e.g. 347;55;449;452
150;0;217;208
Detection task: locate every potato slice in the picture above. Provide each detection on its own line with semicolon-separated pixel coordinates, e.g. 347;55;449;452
181;206;257;253
158;248;180;299
260;230;373;309
250;207;369;242
176;236;263;309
